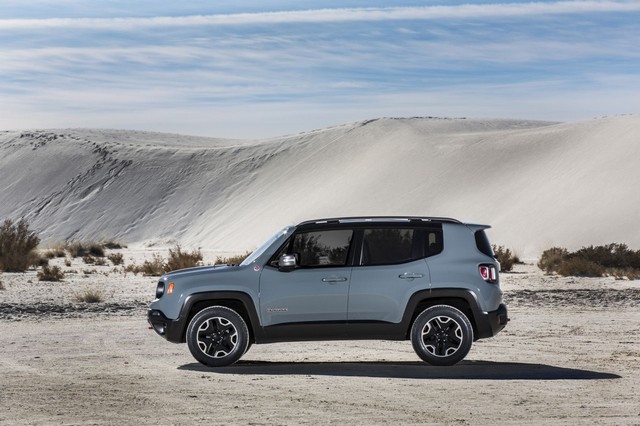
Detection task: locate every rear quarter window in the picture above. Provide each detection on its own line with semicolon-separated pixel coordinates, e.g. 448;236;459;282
475;230;494;257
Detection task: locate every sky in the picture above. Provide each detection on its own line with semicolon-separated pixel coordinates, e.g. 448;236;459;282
0;0;639;138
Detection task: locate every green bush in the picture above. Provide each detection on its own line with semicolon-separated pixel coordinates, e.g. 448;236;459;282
0;219;40;272
492;245;517;272
38;265;65;282
166;245;202;271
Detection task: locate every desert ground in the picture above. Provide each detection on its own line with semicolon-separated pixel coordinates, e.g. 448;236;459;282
1;250;639;425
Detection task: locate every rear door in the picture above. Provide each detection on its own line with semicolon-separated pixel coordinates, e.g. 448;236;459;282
348;227;438;324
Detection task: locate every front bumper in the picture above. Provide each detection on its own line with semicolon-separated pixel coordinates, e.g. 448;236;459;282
147;309;186;343
474;303;509;339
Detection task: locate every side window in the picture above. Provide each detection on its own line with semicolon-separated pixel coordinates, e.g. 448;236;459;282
362;228;414;265
426;230;444;257
290;229;353;267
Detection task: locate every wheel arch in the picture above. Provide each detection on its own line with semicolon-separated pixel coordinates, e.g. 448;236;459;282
173;291;262;344
403;289;483;340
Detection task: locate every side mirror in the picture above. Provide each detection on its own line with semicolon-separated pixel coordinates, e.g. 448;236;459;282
278;254;297;272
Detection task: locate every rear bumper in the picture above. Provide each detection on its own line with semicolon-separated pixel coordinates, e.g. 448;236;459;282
475;303;509;339
147;309;185;343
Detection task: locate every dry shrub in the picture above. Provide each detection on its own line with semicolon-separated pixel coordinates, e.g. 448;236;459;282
28;252;49;268
44;247;66;258
555;257;605;277
608;267;640;280
492;245;517;272
64;258;72;267
83;256;95;264
538;243;640;278
38;265;65;282
82;269;97;275
538;247;569;273
108;253;124;265
166;245;202;271
74;289;104;303
0;278;4;290
101;240;127;249
66;241;105;258
216;251;252;266
93;257;107;266
141;254;166;276
0;219;40;272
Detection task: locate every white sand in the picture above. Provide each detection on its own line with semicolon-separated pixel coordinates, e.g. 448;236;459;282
1;115;639;257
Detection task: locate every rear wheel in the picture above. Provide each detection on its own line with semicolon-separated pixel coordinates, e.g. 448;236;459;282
411;305;473;366
186;306;249;367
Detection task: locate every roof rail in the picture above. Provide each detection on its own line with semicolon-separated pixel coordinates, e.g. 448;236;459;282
297;216;462;226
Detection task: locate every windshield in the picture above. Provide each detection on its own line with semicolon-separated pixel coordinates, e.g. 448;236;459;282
240;226;294;266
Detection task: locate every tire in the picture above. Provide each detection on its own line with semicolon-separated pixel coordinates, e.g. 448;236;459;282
410;305;473;366
186;306;249;367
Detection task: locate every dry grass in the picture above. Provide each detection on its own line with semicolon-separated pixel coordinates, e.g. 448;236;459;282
37;265;65;282
74;289;104;303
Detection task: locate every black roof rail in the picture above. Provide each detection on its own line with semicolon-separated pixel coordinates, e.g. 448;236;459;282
297;216;462;226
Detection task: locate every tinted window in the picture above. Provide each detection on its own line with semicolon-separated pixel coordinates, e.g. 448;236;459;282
290;229;353;267
475;230;494;257
362;228;415;265
361;227;443;265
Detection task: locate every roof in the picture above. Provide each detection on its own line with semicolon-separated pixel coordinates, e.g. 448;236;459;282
297;216;462;226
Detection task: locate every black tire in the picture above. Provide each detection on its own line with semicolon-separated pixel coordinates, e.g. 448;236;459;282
410;305;473;366
186;306;249;367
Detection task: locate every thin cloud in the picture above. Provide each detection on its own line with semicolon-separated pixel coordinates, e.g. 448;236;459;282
1;1;639;30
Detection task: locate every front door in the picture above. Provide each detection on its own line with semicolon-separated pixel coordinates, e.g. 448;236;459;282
259;228;354;333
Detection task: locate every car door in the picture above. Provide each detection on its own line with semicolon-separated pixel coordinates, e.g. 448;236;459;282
259;228;354;330
348;227;432;324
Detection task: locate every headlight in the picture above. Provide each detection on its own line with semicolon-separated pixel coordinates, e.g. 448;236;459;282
155;281;165;299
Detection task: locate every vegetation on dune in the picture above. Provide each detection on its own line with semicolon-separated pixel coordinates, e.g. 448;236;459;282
539;243;640;279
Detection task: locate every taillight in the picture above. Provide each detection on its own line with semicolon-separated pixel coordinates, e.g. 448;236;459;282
479;265;497;283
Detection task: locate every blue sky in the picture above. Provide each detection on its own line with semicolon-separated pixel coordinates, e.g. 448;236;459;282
1;1;639;138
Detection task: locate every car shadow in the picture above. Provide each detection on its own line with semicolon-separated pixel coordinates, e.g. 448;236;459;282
178;360;620;380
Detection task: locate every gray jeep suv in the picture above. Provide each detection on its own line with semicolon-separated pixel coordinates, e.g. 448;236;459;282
148;217;508;367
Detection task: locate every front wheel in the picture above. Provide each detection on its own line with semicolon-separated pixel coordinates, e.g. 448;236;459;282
410;305;473;366
186;306;249;367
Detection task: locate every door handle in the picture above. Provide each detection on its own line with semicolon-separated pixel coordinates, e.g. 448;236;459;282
398;273;424;279
322;276;348;283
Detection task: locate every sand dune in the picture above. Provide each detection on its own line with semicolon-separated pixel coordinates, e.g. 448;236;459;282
1;115;638;256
